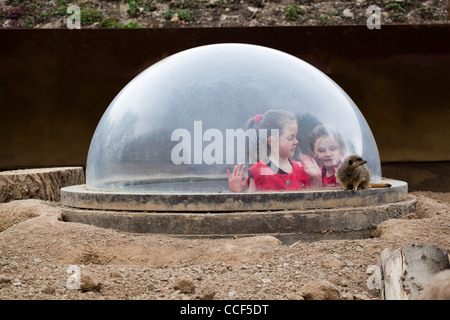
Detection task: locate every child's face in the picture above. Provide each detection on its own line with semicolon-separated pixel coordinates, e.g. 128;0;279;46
312;136;343;168
271;120;298;159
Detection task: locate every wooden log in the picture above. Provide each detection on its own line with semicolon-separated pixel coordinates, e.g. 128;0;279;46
380;243;450;300
0;167;85;203
380;247;409;300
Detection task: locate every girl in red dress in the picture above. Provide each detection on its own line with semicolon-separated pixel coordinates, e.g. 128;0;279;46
302;124;347;188
227;109;321;192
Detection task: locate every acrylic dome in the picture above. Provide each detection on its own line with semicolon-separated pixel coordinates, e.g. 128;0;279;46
86;43;382;193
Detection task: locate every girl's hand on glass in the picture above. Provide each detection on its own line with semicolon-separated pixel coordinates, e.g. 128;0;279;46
301;154;322;180
227;164;249;193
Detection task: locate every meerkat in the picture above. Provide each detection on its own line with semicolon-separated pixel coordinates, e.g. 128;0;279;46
336;155;371;191
337;155;391;191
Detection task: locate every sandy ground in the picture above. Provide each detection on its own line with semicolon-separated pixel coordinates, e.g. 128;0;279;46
0;191;449;302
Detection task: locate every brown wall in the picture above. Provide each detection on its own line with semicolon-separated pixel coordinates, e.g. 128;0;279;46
1;25;449;171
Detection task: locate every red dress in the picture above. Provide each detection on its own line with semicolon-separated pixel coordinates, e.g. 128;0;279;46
248;159;311;191
321;166;339;188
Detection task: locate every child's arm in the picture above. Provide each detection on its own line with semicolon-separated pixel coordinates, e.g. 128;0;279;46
227;164;249;193
301;154;322;188
247;177;257;192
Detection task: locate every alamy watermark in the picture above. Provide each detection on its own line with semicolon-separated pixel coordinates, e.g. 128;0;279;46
367;5;381;29
66;264;81;290
366;264;382;290
171;121;278;168
66;5;80;29
66;4;381;30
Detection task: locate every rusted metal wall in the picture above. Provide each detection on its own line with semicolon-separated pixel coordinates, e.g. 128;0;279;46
1;25;449;171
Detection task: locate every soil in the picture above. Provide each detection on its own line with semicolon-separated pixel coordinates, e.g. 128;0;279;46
0;191;449;300
1;0;448;29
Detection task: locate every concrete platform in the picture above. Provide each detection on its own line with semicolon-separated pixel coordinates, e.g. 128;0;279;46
60;179;415;243
60;179;407;212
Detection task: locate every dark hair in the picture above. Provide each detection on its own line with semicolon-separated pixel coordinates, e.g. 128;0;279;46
246;109;297;163
247;109;296;134
309;124;346;154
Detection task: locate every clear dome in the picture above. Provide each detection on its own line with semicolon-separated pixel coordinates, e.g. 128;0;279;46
86;43;381;193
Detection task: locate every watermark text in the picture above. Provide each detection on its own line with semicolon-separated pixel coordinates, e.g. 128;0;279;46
367;5;381;29
67;5;80;29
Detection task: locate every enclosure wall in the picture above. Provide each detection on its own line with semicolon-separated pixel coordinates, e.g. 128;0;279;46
1;25;449;191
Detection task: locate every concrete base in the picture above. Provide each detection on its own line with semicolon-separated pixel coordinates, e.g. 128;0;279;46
60;179;408;212
60;179;415;243
61;196;416;244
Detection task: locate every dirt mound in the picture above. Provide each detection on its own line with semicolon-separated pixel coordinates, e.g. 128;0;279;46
0;200;40;232
1;0;448;29
0;191;448;300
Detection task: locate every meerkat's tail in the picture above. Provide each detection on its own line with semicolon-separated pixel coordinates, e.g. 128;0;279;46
368;183;391;188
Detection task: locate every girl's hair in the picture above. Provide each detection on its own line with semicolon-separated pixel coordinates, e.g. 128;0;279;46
246;109;297;163
247;109;296;134
309;124;346;154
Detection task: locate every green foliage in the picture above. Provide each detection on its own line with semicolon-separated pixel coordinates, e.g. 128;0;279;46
385;0;412;12
2;7;28;20
100;18;145;28
164;9;194;21
319;14;332;25
53;0;75;16
144;1;157;12
125;0;157;17
1;4;53;27
126;0;140;16
80;8;102;25
207;0;238;10
420;6;435;18
121;20;145;28
20;12;47;27
56;0;73;5
8;0;33;5
100;17;119;28
285;5;306;21
54;6;68;16
179;1;198;9
208;0;224;8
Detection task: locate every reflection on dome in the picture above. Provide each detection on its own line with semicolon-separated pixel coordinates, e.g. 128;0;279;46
85;43;381;193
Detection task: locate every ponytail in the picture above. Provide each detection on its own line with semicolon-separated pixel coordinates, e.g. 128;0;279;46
246;109;296;163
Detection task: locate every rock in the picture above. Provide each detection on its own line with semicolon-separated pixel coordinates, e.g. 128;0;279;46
80;272;102;292
173;278;196;294
320;256;345;269
195;288;216;300
170;14;180;23
12;278;22;286
418;269;450;300
300;280;341;300
343;9;354;19
41;286;55;294
110;271;123;278
354;293;371;300
228;290;237;297
0;274;11;284
287;294;305;300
